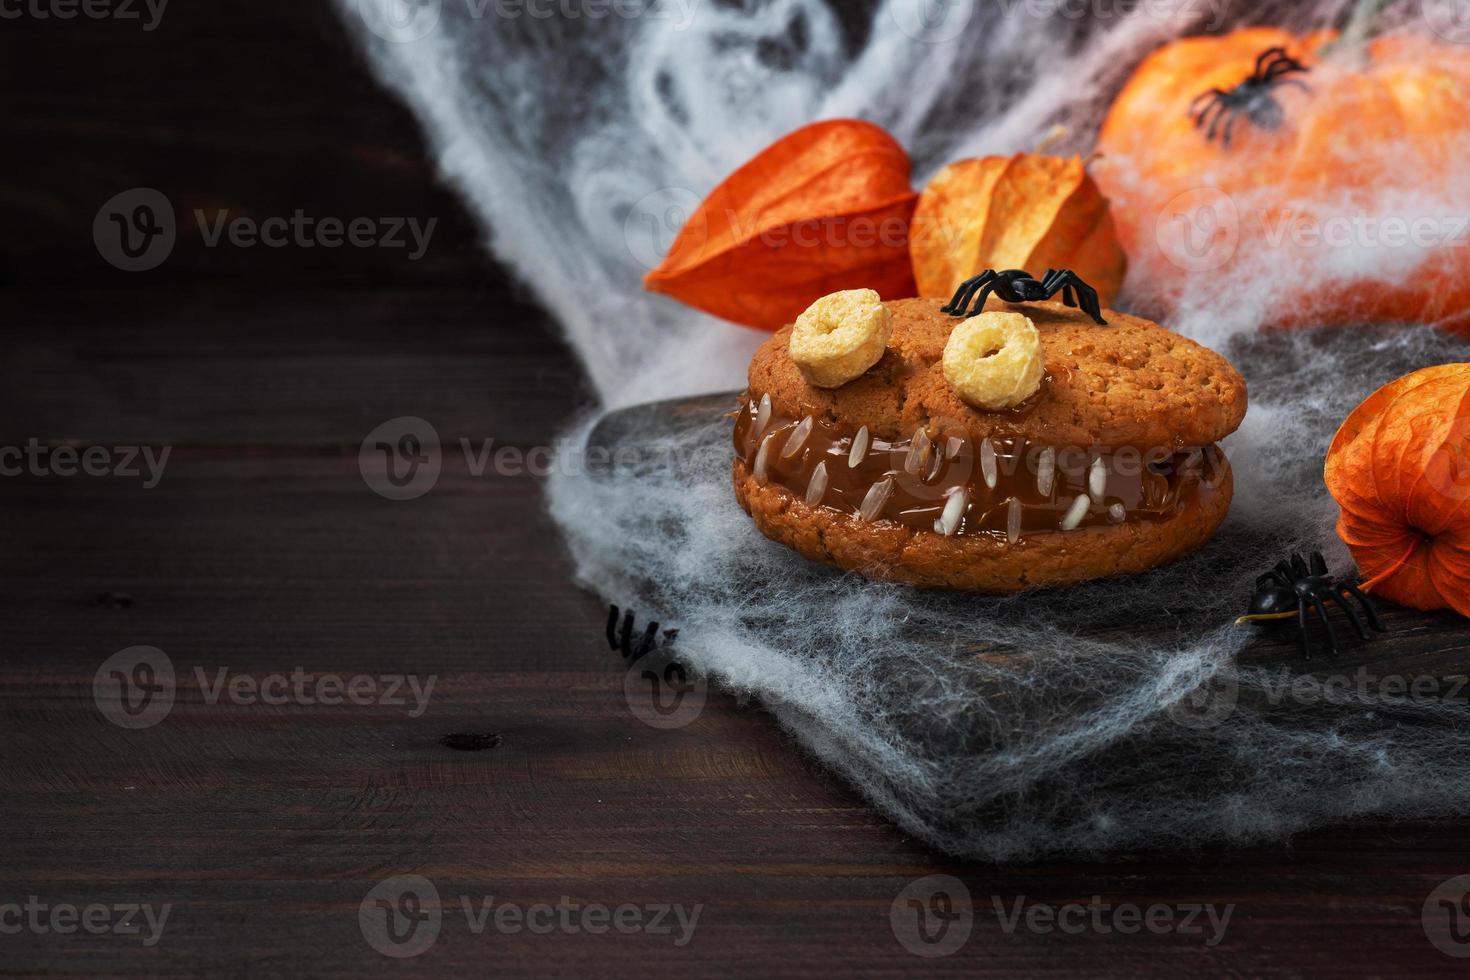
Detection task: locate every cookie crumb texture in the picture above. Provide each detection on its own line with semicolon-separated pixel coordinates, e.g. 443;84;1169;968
734;456;1234;591
749;297;1247;448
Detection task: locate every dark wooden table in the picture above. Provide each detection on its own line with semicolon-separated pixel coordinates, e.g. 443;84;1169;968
7;2;1470;974
4;284;1470;977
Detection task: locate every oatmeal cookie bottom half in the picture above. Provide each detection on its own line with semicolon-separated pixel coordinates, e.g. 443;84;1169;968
732;455;1234;592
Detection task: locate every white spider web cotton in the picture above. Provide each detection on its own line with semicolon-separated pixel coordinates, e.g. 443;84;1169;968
339;0;1233;404
549;326;1470;858
338;0;1470;857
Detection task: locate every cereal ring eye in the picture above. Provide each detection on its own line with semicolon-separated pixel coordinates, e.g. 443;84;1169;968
789;289;892;388
942;311;1045;410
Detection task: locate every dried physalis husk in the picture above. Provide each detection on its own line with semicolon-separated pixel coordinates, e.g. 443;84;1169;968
909;153;1126;306
643;119;919;332
942;311;1044;411
789;288;892;388
1324;363;1470;615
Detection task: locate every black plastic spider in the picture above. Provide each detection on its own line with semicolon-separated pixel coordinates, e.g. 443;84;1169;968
1190;46;1310;148
941;268;1106;325
606;604;678;664
1235;552;1385;658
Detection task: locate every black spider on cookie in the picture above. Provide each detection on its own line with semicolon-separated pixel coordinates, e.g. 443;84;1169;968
942;268;1107;326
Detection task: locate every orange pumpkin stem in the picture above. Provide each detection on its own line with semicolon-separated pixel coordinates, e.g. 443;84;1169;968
1323;0;1387;65
1033;124;1069;155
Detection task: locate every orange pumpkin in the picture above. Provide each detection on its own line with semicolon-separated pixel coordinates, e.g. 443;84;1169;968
1095;26;1470;331
1325;364;1470;614
643;119;918;332
908;153;1127;306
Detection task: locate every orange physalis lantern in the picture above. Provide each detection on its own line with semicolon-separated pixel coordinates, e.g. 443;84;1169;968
643;119;919;332
1325;364;1470;614
909;153;1127;307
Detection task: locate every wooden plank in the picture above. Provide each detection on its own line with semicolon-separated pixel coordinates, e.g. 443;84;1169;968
1;3;483;288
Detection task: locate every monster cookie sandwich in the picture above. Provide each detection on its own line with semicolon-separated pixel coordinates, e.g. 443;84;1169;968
731;273;1247;591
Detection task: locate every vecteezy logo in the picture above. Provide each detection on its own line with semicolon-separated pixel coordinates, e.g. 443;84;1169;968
93;646;176;729
359;417;441;500
622;186;703;272
1424;875;1470;957
887;428;976;506
357;0;440;42
890;875;973;958
1419;417;1470;505
608;604;704;729
93;188;176;272
1155;187;1239;273
1423;0;1470;43
623;659;707;730
888;0;975;44
360;875;442;958
1166;671;1239;731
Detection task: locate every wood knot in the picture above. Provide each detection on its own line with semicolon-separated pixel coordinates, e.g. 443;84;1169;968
439;732;501;752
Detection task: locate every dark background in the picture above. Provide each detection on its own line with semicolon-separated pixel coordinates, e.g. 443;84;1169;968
3;0;486;288
5;0;1470;975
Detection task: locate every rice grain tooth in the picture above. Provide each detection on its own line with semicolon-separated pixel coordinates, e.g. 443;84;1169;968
848;426;870;468
936;487;967;537
781;415;813;459
904;427;931;475
805;461;829;507
1059;493;1090;531
1037;447;1056;497
1007;497;1022;544
859;476;895;522
927;437;946;482
753;435;773;483
755;393;772;436
981;438;998;489
1089;455;1106;500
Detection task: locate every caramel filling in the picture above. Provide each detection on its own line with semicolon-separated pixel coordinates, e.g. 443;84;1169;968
733;395;1225;540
